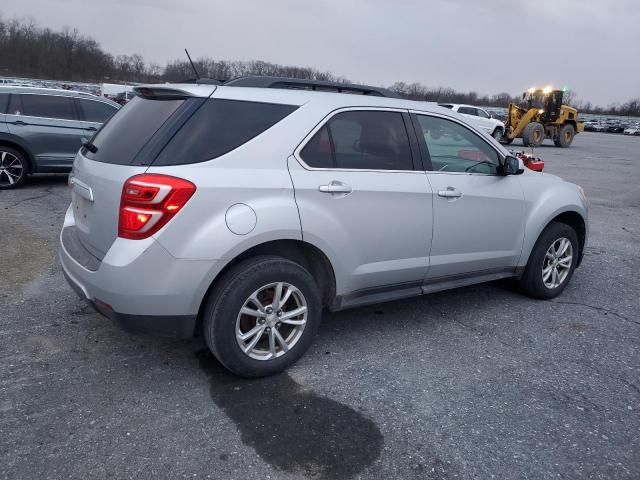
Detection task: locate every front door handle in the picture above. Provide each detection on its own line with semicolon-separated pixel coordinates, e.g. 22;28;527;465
319;181;352;195
86;126;97;132
438;188;462;198
13;120;26;126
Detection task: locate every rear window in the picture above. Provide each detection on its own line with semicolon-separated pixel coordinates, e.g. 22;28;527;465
84;96;185;164
152;99;298;166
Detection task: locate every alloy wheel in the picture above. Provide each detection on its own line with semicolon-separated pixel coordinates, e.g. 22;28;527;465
542;237;573;289
235;282;308;360
0;151;24;187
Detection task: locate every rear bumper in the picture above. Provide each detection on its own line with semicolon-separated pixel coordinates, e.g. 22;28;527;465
59;205;222;338
62;268;197;338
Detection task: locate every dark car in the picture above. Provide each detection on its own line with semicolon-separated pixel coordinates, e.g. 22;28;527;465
0;86;120;189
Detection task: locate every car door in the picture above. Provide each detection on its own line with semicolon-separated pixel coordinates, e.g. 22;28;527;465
457;106;484;132
76;97;119;137
288;108;433;301
475;108;495;134
5;93;86;169
411;111;525;281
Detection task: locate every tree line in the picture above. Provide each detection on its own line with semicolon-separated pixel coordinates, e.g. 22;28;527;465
1;16;638;117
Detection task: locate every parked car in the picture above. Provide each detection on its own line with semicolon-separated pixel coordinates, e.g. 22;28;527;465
0;86;120;189
59;78;588;377
623;125;640;136
438;103;505;141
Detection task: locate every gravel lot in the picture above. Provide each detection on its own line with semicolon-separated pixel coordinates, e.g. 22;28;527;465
1;132;639;480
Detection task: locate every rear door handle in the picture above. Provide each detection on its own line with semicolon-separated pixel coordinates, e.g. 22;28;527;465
438;188;462;198
319;181;352;195
86;126;97;132
13;120;26;126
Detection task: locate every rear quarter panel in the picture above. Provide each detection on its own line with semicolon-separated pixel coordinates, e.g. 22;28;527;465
146;103;324;261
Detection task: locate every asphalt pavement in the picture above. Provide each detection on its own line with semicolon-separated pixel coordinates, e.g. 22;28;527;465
1;132;639;479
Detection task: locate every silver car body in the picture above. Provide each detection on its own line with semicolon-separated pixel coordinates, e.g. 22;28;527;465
59;84;588;336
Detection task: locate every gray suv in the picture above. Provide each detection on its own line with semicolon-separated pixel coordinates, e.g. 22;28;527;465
59;78;588;377
0;86;120;189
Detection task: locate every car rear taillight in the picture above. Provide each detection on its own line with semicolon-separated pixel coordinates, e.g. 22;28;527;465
118;174;196;240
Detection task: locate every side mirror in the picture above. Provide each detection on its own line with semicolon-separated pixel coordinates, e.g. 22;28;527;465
499;156;524;176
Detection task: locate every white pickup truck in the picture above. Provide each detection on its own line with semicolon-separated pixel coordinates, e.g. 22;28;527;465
439;104;505;141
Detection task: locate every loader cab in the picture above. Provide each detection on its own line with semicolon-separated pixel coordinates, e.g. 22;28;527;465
524;88;563;123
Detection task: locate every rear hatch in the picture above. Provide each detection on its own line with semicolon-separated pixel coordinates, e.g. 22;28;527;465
70;87;211;258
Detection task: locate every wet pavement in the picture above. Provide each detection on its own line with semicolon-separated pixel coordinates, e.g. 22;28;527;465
1;132;639;479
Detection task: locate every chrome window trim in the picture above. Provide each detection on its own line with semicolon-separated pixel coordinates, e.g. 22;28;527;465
292;106;422;174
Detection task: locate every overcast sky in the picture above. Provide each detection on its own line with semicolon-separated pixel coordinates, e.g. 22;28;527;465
2;0;639;105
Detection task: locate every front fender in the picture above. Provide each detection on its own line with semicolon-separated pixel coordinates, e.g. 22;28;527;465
518;172;588;267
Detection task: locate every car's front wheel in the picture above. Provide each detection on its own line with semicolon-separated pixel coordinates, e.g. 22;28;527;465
203;256;322;377
518;222;579;300
491;128;503;142
0;147;27;190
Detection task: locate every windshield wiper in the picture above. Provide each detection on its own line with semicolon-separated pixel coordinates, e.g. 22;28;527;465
81;137;98;154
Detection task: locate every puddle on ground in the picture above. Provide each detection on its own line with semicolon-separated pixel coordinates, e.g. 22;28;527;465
196;349;383;479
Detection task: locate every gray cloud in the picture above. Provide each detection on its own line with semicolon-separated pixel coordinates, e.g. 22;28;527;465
2;0;638;105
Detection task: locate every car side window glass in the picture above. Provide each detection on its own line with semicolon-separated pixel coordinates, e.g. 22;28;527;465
7;94;22;115
416;115;500;174
307;111;413;171
19;94;76;120
477;109;490;119
300;124;333;168
0;93;9;114
80;99;117;123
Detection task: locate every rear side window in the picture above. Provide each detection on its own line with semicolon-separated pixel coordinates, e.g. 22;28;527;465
84;96;185;164
79;99;118;123
153;99;298;166
458;106;478;116
0;93;9;114
17;94;77;120
300;110;413;171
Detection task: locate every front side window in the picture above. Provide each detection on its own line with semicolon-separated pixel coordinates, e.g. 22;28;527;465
79;99;118;123
16;94;76;120
477;109;490;119
300;110;413;171
415;115;500;174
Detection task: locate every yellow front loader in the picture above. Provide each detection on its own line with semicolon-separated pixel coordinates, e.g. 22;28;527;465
503;87;584;148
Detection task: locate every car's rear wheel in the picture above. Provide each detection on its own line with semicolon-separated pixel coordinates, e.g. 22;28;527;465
522;122;545;147
203;256;322;377
491;128;503;142
554;124;575;147
518;222;578;300
0;147;27;190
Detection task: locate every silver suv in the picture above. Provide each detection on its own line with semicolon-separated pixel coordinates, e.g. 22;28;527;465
0;86;119;189
59;78;588;377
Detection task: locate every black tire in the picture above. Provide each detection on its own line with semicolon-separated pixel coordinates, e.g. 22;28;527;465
0;146;28;190
522;122;545;147
491;128;504;142
554;124;575;147
203;255;322;378
500;136;513;145
518;222;579;300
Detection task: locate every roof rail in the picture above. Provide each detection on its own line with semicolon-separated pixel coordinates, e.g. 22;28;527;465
223;76;400;98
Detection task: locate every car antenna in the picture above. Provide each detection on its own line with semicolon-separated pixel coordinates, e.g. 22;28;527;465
185;48;200;81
